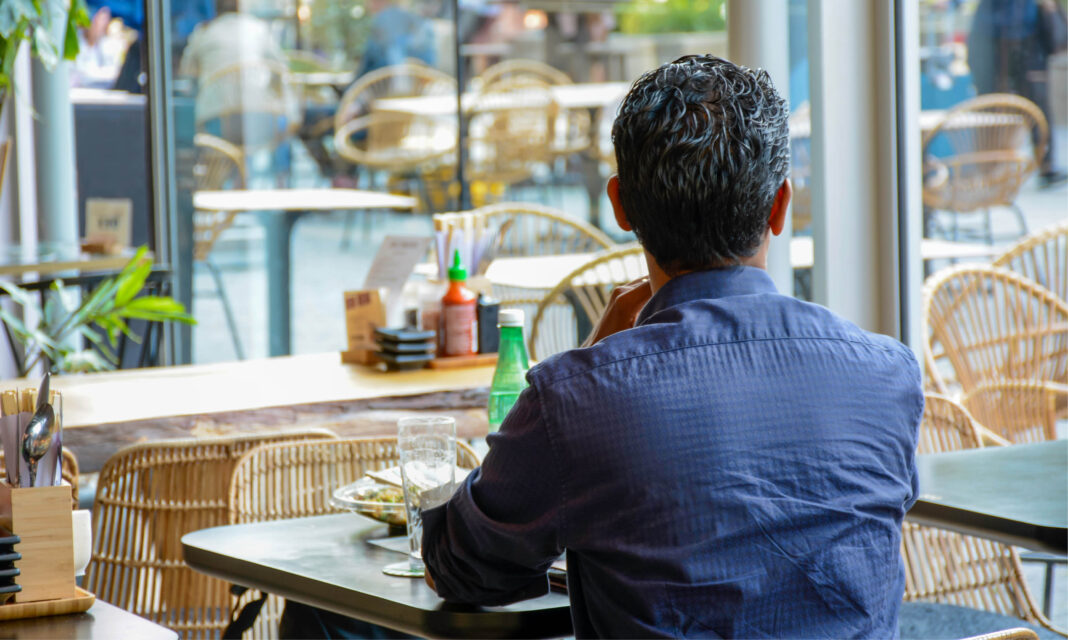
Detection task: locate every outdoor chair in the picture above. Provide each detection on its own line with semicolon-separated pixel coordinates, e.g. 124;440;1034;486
465;77;560;203
898;394;1065;639
83;429;337;639
921;94;1047;244
963;630;1040;640
993;221;1068;305
529;244;647;361
193;133;248;359
197;59;300;157
476;59;591;160
962;379;1066;444
227;436;481;639
923;265;1068;397
432;202;614;326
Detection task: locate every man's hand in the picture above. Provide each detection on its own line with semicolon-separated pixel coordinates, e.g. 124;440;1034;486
582;277;652;347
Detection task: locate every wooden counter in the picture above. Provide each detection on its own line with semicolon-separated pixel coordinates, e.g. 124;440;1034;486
1;354;495;472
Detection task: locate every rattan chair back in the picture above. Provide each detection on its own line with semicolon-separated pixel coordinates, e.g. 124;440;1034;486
227;436;481;639
334;63;455;134
83;429;337;639
467;77;559;187
963;379;1065;444
901;394;1063;636
962;629;1041;640
476;59;573;87
529;245;647;361
923;265;1068;396
335;111;456;172
993;220;1068;305
197;59;299;151
921;94;1047;213
192;134;247;263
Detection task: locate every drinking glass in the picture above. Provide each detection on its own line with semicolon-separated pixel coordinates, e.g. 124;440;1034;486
383;416;457;578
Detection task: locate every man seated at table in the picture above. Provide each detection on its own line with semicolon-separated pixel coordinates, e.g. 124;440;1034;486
421;54;923;638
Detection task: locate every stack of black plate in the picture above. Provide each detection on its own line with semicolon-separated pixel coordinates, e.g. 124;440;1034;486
374;328;437;370
0;525;21;604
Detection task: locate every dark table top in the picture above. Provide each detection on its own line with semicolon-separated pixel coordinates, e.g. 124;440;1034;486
0;600;177;639
909;440;1067;554
182;514;573;639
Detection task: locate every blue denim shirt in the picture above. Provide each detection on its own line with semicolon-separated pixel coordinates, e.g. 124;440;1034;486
423;266;922;638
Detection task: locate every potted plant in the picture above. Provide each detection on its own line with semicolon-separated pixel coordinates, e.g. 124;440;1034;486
0;0;90;119
0;247;196;375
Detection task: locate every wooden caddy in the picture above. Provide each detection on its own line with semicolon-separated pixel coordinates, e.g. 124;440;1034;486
0;480;76;602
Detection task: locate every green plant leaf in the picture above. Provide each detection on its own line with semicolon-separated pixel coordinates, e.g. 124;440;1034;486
115;258;152;307
0;0;37;38
63;0;88;60
31;22;58;69
57;349;113;374
0;280;40;310
77;325;118;365
118;296;197;324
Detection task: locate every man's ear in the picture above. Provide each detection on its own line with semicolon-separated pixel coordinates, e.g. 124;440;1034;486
768;179;792;236
607;176;633;232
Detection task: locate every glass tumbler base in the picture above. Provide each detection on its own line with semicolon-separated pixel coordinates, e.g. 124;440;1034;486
383;561;425;578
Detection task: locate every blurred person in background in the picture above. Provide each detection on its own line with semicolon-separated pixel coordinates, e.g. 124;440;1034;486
968;0;1068;186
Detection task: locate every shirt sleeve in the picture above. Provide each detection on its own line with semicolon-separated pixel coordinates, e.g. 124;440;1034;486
421;383;565;606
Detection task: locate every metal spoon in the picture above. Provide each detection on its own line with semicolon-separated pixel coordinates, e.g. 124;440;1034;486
21;404;55;487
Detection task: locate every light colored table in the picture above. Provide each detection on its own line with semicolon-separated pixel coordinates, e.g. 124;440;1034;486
479;237;998;291
193;189;417;356
0;245;145;279
0;353;496;471
372;82;630;117
184;516;573;639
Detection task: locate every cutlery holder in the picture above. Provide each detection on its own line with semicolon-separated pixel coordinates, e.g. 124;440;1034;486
0;481;75;602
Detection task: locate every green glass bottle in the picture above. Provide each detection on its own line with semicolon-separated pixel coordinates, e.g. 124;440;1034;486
487;309;530;433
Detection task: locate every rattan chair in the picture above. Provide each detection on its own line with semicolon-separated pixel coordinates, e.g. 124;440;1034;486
193;133;248;359
900;394;1065;638
962;629;1040;640
962;379;1065;444
197;59;300;154
923;265;1068;397
528;245;647;361
993;221;1068;305
227;436;481;639
83;430;337;639
466;77;560;197
921;94;1048;243
477;59;591;159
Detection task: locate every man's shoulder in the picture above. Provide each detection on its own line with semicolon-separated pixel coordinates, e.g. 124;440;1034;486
528;293;918;390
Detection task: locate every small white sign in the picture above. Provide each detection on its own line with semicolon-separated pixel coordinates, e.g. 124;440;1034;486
362;235;432;294
85;198;133;248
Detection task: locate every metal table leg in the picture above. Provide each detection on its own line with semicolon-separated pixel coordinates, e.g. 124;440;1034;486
261;210;300;357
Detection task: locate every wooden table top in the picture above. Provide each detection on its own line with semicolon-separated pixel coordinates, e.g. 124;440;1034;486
0;246;144;279
373;82;630;117
0;600;177;639
0;353;495;429
193;189;417;213
909;440;1067;554
183;515;572;639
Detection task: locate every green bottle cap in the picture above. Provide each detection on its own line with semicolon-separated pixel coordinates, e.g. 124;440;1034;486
448;249;467;281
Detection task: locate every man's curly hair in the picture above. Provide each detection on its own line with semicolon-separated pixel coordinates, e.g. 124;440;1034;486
612;54;790;275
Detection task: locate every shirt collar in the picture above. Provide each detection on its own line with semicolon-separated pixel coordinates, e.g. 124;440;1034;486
636;266;779;326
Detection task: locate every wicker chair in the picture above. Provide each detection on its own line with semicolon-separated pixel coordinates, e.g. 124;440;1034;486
962;379;1065;444
921;94;1048;243
466;77;560;198
227;436;481;639
963;629;1040;640
193;133;248;359
529;245;647;361
432;202;614;323
900;394;1064;638
196;59;299;154
923;265;1068;397
83;430;337;639
476;59;591;159
993;221;1068;305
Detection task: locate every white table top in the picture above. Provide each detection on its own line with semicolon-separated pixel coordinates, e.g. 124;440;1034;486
193;189;418;213
373;82;629;117
481;238;997;290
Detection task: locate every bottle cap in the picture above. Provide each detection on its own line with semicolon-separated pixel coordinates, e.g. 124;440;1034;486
448;249;466;281
498;309;524;327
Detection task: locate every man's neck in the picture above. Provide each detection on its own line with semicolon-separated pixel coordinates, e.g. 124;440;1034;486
644;233;771;294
